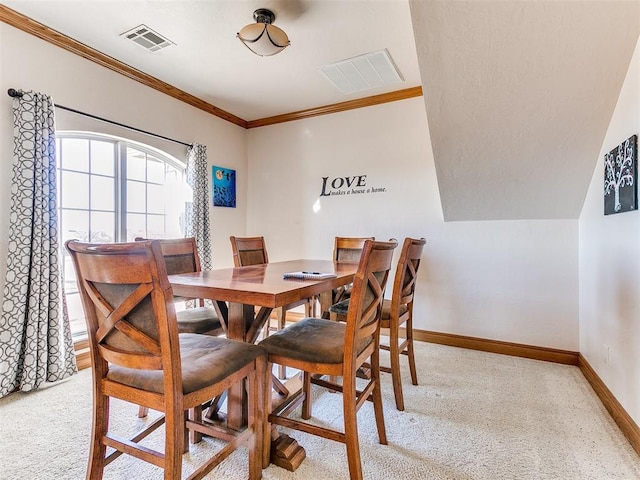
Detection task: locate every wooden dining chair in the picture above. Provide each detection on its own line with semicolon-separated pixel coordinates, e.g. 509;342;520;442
322;236;374;317
135;237;225;336
230;235;314;379
135;237;226;419
230;235;269;267
66;240;265;480
329;237;426;411
259;239;397;480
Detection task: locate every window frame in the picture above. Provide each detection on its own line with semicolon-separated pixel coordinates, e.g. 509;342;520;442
56;131;187;341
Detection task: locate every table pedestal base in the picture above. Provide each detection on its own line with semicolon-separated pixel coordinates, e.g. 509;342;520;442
268;374;306;471
270;433;306;471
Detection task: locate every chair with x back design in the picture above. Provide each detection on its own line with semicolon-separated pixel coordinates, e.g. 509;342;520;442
66;239;265;480
134;236;226;419
329;237;426;411
259;239;397;480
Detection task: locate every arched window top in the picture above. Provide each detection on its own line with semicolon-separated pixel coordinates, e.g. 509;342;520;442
57;130;185;170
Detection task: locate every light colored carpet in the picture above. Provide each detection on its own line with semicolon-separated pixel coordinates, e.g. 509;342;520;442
1;341;639;480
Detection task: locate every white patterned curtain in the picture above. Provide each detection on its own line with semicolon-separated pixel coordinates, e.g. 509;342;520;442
0;91;76;398
185;143;212;270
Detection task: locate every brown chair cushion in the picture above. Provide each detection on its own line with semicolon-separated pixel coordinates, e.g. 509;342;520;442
107;334;264;395
379;299;409;327
176;306;222;334
328;299;350;316
259;317;372;365
329;298;408;324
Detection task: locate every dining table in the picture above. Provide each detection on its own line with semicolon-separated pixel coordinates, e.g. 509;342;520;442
168;258;359;470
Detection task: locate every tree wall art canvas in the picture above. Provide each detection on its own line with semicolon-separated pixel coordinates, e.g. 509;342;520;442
212;166;236;208
604;134;638;215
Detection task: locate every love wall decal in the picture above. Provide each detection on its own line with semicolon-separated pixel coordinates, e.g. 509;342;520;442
319;175;387;197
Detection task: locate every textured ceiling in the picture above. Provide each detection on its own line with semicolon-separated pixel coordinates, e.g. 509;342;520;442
410;0;640;221
3;1;640;221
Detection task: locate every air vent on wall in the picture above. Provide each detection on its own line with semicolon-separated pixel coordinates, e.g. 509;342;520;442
320;49;404;94
120;25;175;52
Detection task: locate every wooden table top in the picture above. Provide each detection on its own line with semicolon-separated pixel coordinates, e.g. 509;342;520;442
169;259;358;308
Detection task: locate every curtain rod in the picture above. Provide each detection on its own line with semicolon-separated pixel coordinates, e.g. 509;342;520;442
7;88;192;148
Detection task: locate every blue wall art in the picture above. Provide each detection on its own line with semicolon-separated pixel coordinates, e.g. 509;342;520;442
212;166;236;208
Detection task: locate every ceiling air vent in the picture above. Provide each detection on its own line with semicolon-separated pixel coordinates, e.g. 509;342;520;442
120;25;175;52
320;49;404;94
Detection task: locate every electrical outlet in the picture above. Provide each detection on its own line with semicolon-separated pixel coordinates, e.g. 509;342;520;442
604;344;610;365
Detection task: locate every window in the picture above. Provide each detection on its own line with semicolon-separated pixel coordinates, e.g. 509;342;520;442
56;133;188;338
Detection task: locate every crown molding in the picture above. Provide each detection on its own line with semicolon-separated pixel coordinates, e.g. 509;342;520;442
1;5;423;130
246;86;424;128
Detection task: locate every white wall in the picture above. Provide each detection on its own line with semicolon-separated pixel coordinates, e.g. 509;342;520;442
0;24;248;291
247;98;579;350
579;36;640;424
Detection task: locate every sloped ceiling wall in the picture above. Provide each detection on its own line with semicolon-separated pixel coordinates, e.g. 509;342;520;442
410;1;640;221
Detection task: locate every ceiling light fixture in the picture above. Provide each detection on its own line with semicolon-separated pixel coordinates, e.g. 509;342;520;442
237;8;290;57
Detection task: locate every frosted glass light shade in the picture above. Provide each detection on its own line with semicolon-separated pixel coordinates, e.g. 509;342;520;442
237;9;290;57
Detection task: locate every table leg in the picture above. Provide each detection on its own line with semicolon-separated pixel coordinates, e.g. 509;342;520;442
224;301;308;470
226;302;255;429
270;432;306;471
319;290;334;319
